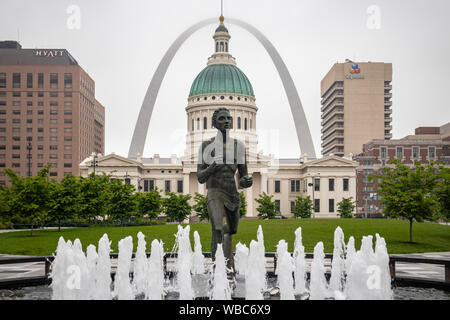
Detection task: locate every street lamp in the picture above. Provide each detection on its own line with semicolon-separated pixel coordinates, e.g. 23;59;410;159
27;142;32;177
307;173;319;218
91;152;98;174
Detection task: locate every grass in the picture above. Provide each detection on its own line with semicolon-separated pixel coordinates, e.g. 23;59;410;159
0;219;449;256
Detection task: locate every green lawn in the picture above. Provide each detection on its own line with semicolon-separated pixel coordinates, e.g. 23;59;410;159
0;219;449;256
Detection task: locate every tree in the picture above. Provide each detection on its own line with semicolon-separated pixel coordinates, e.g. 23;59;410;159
48;174;82;231
239;191;247;218
193;192;209;221
0;184;12;229
163;192;192;223
435;167;450;220
106;178;137;225
337;197;356;218
376;160;440;243
255;192;277;219
292;196;314;218
79;173;111;223
3;167;53;236
135;188;163;220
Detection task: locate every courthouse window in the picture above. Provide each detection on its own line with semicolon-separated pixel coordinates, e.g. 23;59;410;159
329;179;335;191
165;180;171;192
274;180;281;193
343;178;349;191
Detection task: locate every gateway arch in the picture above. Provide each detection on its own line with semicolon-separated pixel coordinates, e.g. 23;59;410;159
128;18;317;159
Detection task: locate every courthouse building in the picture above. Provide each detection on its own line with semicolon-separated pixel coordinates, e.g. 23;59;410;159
80;17;357;218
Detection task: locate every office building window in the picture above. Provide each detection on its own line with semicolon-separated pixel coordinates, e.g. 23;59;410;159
27;73;33;88
177;180;183;193
50;73;58;88
237;117;241;129
124;178;130;185
38;73;44;88
343;178;349;191
64;73;72;88
412;147;419;159
13;73;20;88
329;178;335;191
329;199;335;213
203;117;207;129
396;147;403;159
314;199;320;213
290;201;295;213
0;73;6;88
164;180;171;192
380;147;387;158
244;118;247;130
429;147;435;159
274;180;280;193
197;118;200;130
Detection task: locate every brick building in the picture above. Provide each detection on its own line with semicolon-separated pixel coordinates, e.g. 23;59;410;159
354;123;450;216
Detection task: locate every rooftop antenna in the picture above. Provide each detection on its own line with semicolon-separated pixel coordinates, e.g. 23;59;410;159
221;0;223;16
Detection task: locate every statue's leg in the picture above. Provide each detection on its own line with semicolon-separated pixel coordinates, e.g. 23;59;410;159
223;207;240;271
207;199;225;261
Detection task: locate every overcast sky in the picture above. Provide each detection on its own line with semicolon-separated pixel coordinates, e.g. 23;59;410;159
1;0;449;158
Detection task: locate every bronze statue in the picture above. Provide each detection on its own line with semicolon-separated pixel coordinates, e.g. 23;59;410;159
197;107;252;270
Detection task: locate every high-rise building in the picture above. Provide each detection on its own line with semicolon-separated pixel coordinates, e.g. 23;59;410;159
0;41;105;184
320;61;392;157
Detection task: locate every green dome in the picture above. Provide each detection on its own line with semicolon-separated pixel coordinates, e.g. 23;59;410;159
215;25;229;33
189;64;255;98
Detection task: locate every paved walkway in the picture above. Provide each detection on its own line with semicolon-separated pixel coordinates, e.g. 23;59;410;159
0;227;76;234
1;252;449;282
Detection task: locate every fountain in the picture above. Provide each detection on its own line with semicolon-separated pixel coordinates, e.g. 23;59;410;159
211;244;231;300
46;225;395;300
174;225;194;300
113;236;133;300
234;242;249;275
245;240;265;300
329;226;346;294
293;227;306;295
132;232;147;295
146;239;165;300
309;242;329;300
192;231;205;275
275;240;295;300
